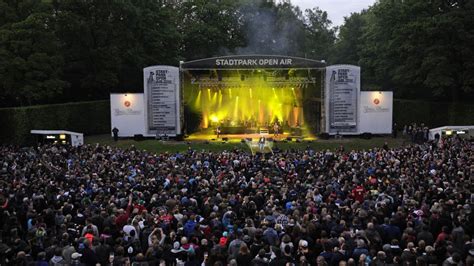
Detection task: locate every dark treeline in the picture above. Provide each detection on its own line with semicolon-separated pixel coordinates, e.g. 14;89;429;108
0;0;473;107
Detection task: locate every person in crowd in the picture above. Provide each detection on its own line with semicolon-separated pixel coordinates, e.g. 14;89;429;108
0;134;472;265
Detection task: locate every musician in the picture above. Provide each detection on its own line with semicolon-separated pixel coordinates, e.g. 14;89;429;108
216;126;221;139
273;122;280;137
258;136;266;151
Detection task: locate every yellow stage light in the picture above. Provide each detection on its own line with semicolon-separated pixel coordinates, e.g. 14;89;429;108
210;115;219;123
195;90;202;108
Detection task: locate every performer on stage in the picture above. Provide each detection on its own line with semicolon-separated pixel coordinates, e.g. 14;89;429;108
216;126;221;139
273;122;280;137
258;136;266;151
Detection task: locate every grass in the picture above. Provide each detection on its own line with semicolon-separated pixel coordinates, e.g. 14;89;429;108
85;134;409;154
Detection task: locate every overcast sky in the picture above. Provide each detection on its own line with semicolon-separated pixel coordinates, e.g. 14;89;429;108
291;0;377;27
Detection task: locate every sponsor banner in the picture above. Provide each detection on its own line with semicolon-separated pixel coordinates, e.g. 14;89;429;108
143;65;181;136
110;93;146;137
325;65;360;134
359;91;393;134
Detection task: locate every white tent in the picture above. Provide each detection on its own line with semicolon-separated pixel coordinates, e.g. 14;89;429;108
30;130;84;146
428;125;474;140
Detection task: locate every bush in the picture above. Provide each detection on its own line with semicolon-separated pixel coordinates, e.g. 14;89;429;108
0;100;110;145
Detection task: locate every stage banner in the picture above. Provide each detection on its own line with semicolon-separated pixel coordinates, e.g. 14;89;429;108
325;65;360;134
110;93;146;137
359;91;393;134
143;65;181;136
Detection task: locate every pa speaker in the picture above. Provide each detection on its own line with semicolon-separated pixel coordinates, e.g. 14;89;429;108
222;137;229;141
361;132;372;139
134;134;144;141
319;133;330;140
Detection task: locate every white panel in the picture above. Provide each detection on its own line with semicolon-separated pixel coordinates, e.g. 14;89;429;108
358;91;393;134
143;65;181;136
325;65;360;134
110;93;146;137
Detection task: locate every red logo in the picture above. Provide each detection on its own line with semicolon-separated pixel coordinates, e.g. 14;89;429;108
373;98;380;105
124;101;131;107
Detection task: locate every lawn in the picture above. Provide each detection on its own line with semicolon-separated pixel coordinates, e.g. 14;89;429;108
86;134;409;154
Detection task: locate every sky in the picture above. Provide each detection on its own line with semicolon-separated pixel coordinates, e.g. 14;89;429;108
291;0;377;27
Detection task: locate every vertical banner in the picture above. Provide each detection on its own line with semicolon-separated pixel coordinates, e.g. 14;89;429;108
143;65;181;136
325;65;360;134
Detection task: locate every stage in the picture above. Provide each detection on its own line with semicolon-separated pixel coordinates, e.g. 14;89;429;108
186;131;316;142
181;55;324;141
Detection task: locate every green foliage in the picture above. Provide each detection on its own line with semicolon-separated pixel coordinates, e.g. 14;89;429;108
1;0;473;108
0;1;66;106
338;0;474;101
0;100;110;144
393;99;474;127
303;7;337;60
331;12;366;66
178;0;245;59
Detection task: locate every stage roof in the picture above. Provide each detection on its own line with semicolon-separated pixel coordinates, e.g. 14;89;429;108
180;55;326;70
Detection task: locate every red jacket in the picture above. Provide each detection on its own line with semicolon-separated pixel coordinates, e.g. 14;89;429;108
115;203;132;228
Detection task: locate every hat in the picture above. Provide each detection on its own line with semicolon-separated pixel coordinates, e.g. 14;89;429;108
299;240;308;248
171;241;181;253
413;210;424;217
71;252;82;259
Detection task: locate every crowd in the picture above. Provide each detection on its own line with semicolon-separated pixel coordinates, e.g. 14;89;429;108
402;123;430;144
0;135;472;266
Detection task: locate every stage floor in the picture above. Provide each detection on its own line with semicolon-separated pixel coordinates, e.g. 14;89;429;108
186;132;316;142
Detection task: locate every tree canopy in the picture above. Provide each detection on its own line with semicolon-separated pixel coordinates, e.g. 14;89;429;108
0;0;472;107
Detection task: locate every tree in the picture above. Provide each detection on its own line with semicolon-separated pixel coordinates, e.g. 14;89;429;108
357;0;474;101
53;0;182;100
0;1;66;106
303;7;336;61
332;12;367;66
178;0;245;60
